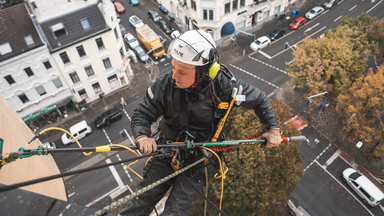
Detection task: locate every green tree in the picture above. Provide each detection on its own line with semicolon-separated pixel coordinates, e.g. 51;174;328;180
5;0;24;7
336;66;384;157
192;100;303;216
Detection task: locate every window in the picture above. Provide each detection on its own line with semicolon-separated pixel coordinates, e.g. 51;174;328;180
209;10;214;21
103;57;112;69
95;37;105;50
76;45;86;57
114;28;119;39
18;93;29;104
119;47;124;59
92;82;102;94
80;19;90;30
4;75;15;85
359;188;373;200
43;60;52;70
191;0;196;10
233;0;238;10
69;71;80;84
84;65;95;77
35;85;47;96
240;0;245;7
108;74;120;90
51;23;67;38
0;43;12;55
24;35;35;46
78;89;88;100
225;3;230;13
351;180;359;187
52;77;63;88
59;52;71;64
24;67;34;77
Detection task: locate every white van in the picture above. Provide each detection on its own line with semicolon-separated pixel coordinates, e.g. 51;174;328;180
61;120;92;145
343;167;384;207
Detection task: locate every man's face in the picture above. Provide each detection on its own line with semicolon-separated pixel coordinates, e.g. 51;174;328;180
171;59;196;89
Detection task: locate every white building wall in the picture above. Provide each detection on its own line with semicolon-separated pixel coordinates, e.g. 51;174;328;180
162;0;296;41
0;45;72;119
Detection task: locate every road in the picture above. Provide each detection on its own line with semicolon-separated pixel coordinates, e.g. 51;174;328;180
45;0;384;215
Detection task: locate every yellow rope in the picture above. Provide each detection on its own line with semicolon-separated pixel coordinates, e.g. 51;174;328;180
108;144;143;180
39;127;93;156
200;147;227;216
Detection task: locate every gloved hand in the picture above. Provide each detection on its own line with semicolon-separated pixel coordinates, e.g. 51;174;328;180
262;128;281;148
136;135;157;154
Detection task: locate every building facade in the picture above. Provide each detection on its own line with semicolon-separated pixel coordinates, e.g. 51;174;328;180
160;0;297;41
27;0;132;103
0;3;72;120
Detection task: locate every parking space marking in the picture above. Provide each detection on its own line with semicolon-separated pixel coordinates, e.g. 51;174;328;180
304;23;320;33
248;56;288;75
349;5;357;12
258;50;272;59
229;64;282;90
106;158;125;187
123;108;131;121
304;143;332;172
116;153;134;185
324;149;341;167
102;128;112;145
334;15;343;22
314;160;375;215
367;0;383;13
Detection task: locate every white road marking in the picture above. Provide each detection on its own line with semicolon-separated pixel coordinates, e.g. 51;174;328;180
116;153;134;184
85;186;122;207
270;26;327;59
102;128;112;145
229;64;282;90
248;56;288;75
304;23;320;33
314;160;375;216
349;5;357;12
303;143;332;172
68;192;76;198
123;108;131;121
106;158;124;187
258;50;272;59
324;149;341;167
367;0;383;13
334;15;343;22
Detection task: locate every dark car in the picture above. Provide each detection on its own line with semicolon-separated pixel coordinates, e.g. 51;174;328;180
159;6;168;15
158;20;172;34
94;107;122;128
119;24;128;36
268;29;286;41
148;9;161;22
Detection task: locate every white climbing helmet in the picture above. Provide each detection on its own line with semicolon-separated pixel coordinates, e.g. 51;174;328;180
168;30;216;66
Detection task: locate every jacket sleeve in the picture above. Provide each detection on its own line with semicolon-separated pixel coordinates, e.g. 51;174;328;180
235;78;279;129
131;75;167;138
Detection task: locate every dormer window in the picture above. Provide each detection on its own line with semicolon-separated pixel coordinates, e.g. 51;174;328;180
0;43;12;55
24;35;35;47
80;18;90;30
51;23;67;38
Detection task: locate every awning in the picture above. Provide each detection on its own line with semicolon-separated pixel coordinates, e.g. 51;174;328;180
24;105;57;122
221;22;235;36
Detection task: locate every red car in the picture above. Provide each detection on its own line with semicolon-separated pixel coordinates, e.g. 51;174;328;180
114;1;125;13
290;17;306;30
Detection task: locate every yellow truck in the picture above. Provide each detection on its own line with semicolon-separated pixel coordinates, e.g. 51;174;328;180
136;24;165;59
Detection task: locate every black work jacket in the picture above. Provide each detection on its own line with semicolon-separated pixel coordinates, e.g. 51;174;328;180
131;65;278;142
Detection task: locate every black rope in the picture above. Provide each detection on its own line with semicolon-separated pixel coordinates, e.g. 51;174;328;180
185;175;230;216
0;152;165;192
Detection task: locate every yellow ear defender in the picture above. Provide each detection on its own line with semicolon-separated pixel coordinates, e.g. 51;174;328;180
208;62;220;80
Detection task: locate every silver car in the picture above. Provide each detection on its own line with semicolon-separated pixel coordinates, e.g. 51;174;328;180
124;32;139;49
133;46;149;62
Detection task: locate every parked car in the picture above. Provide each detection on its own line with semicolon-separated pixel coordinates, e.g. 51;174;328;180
290;17;307;30
61;120;92;145
159;6;168;15
171;30;181;39
124;32;139;48
128;0;139;6
113;1;125;13
324;0;339;9
158;20;172;34
267;29;286;41
42;141;56;149
133;46;149;62
305;6;324;20
250;36;271;51
129;15;144;28
94;107;122;129
119;24;128;36
147;9;161;22
342;167;384;207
